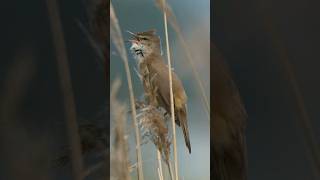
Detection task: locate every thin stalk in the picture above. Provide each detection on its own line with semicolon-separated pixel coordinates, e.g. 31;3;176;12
155;0;210;120
161;0;179;179
157;150;164;180
175;32;210;119
168;161;174;180
46;0;84;180
110;3;144;180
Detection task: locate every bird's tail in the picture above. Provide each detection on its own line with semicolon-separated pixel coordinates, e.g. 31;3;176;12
177;106;191;153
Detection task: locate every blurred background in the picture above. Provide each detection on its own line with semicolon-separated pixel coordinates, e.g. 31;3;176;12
214;0;320;179
110;0;210;180
0;0;107;179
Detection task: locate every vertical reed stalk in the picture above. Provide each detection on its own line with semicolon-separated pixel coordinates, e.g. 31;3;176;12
168;161;174;180
110;3;144;180
46;0;84;179
157;150;164;180
161;0;179;179
155;0;210;120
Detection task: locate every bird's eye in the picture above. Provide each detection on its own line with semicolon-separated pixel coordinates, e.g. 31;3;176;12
141;37;148;40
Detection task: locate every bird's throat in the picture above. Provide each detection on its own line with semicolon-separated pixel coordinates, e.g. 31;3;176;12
134;49;144;57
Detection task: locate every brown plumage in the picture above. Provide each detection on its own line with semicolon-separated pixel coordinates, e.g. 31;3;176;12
212;45;248;180
129;29;191;153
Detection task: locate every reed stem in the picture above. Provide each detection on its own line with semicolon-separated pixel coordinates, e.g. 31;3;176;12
155;0;210;120
110;3;144;180
157;150;164;180
161;0;179;179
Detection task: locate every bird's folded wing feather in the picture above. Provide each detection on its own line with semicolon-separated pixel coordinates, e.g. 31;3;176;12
150;60;186;112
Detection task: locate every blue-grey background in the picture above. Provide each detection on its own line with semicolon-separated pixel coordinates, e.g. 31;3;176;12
1;0;320;179
111;0;210;180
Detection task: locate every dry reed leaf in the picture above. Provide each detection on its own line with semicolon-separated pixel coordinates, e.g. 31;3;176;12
110;79;131;180
135;102;172;179
110;3;144;179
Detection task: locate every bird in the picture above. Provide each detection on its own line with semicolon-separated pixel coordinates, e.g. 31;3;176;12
212;44;248;180
127;29;191;154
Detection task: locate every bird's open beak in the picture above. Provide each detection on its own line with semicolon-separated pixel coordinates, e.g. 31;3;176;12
126;30;139;44
126;39;138;44
126;30;137;36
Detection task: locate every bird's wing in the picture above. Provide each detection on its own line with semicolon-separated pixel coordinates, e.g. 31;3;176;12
150;60;186;114
150;59;191;153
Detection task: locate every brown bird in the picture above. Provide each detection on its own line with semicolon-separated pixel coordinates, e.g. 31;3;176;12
212;44;248;180
128;29;191;154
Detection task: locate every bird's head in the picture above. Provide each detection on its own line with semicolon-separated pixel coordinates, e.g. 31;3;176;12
127;29;161;59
